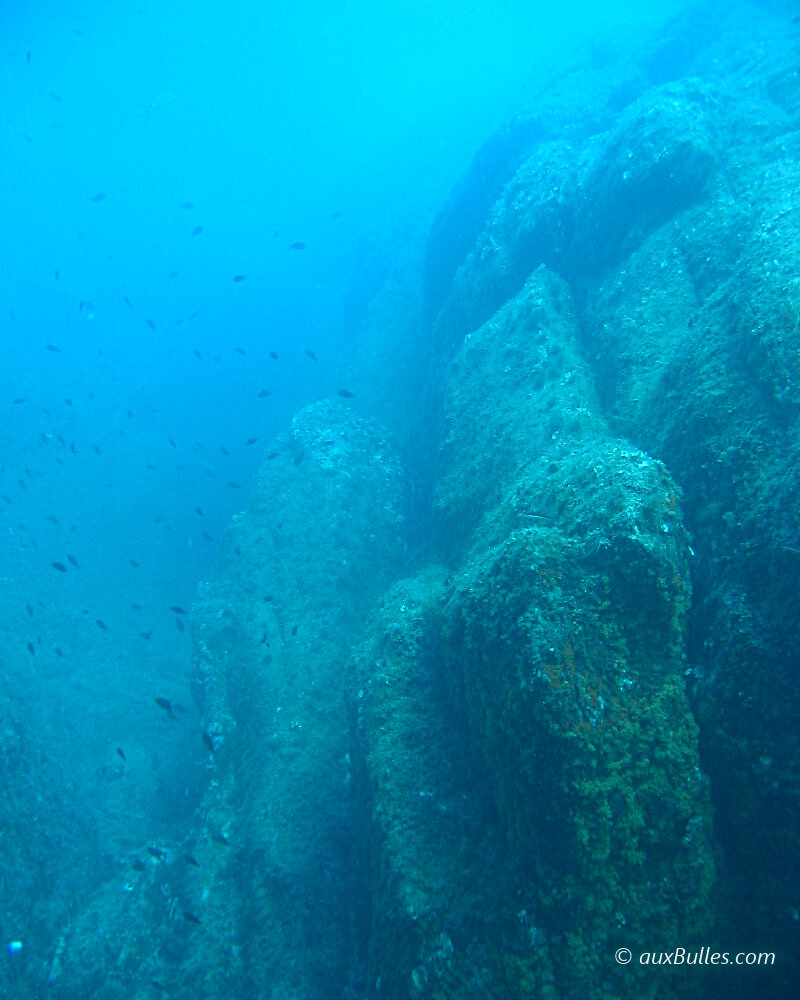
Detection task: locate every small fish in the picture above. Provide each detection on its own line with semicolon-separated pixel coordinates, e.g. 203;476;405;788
116;746;126;761
305;349;317;361
26;602;33;617
147;846;167;860
220;447;230;456
54;270;59;280
232;274;246;282
338;389;356;398
155;697;176;719
246;438;258;446
267;452;278;460
45;343;61;353
193;349;202;360
45;514;61;525
176;618;185;633
170;605;187;615
145;319;156;330
288;241;306;250
49;92;63;103
52;561;67;572
234;347;246;355
91;191;106;201
257;389;271;398
92;444;101;455
26;51;31;65
27;642;35;656
209;829;230;846
227;482;241;489
12;397;27;404
191;226;203;236
182;911;201;925
202;731;216;755
132;859;146;871
291;624;298;636
96;619;108;630
151;981;167;993
184;853;200;867
269;351;279;359
123;295;134;307
180;201;194;209
168;438;176;448
201;531;213;541
129;559;140;567
131;603;142;610
139;631;152;640
67;554;79;568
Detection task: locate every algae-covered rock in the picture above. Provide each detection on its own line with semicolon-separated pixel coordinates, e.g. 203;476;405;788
183;399;409;998
354;568;557;999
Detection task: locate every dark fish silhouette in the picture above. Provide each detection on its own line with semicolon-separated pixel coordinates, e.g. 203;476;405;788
116;746;126;761
180;202;194;209
132;859;146;871
227;481;241;489
182;911;201;925
96;619;108;630
234;347;246;355
129;559;140;567
269;351;278;359
246;438;258;446
288;242;306;250
12;397;27;404
67;554;79;568
147;846;167;860
90;191;105;201
191;226;203;236
155;697;176;719
145;319;156;330
184;853;200;867
123;296;134;308
170;605;187;615
257;389;271;398
202;731;216;755
305;349;317;361
338;389;356;398
233;274;246;282
45;343;61;352
45;514;60;525
194;349;202;360
176;618;185;633
52;561;67;572
27;642;35;656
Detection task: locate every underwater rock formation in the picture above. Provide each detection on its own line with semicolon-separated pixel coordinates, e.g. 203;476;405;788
186;399;409;998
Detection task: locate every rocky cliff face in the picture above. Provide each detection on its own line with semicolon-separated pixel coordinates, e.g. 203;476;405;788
176;4;799;999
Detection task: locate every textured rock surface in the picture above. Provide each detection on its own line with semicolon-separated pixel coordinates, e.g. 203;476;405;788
183;399;409;998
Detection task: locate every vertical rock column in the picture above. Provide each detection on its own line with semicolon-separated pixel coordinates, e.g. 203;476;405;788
185;400;407;999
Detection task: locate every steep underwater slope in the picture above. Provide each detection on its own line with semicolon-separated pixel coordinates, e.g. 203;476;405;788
395;2;799;996
47;4;798;998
